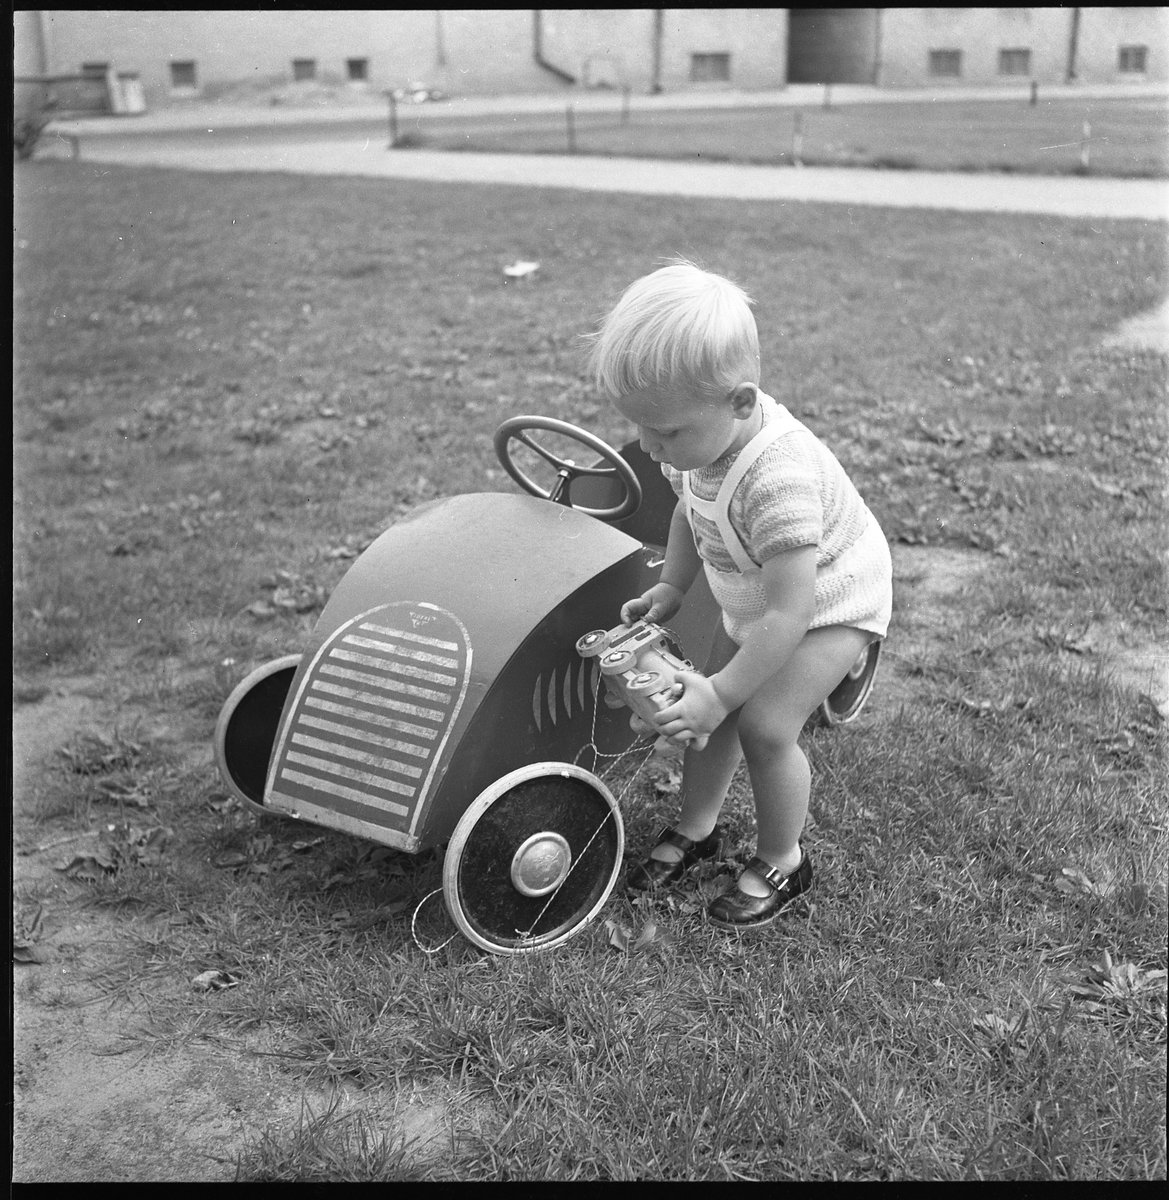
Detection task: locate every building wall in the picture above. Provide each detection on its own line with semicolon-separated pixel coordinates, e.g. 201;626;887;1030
32;9;787;106
1075;6;1169;84
37;10;459;102
27;9;1168;104
879;7;1168;88
879;9;1071;87
14;10;48;76
657;9;787;92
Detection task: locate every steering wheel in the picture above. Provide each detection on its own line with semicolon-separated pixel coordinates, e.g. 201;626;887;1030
494;416;642;522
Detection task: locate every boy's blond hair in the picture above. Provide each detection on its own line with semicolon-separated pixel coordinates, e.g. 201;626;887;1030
588;261;760;401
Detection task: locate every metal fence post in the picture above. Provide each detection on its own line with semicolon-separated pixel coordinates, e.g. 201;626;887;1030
1080;119;1090;171
387;92;399;148
1030;79;1038;106
567;104;576;154
621;84;630;126
793;110;804;168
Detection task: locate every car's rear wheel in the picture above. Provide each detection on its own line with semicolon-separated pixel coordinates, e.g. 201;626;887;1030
813;639;881;727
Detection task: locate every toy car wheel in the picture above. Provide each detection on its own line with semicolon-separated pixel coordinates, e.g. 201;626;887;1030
575;629;611;658
214;654;302;817
627;670;664;694
814;640;881;727
600;648;637;676
443;763;624;954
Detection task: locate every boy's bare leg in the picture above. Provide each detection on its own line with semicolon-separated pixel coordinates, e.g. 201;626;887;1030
650;623;743;862
734;625;872;895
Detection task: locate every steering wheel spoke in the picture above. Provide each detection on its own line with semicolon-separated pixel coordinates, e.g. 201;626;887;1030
494;416;642;522
514;431;569;470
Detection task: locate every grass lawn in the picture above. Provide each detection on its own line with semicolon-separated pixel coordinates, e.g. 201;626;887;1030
395;95;1169;178
13;159;1167;1181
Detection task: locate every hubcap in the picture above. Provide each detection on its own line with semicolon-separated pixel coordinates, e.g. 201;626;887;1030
510;832;573;897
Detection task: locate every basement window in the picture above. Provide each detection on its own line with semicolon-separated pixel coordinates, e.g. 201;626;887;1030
1118;45;1148;73
292;58;317;82
690;53;731;83
998;48;1031;76
169;60;198;90
346;57;369;82
928;49;962;78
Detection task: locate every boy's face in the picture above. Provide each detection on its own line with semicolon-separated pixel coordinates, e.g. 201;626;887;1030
614;381;759;471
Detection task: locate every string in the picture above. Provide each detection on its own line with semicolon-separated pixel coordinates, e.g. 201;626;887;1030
410;887;459;955
411;657;663;954
513;669;660;944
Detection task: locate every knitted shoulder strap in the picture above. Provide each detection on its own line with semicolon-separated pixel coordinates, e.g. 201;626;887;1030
711;404;804;573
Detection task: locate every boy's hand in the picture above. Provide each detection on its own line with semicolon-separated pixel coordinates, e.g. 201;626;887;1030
620;581;684;627
652;672;729;750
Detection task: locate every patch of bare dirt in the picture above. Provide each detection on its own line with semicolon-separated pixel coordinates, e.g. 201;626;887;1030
870;544;1166;718
12;673;463;1182
1101;295;1169;355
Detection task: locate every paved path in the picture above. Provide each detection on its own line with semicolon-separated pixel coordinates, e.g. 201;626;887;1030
48;79;1169;136
41;82;1168;221
56;133;1168;221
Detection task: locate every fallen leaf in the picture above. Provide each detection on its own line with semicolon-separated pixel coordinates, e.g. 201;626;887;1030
214;851;251;869
1095;730;1135;755
646;759;682;797
1088;474;1127;499
605;918;631;952
1057;865;1102;898
58;849;118;880
94;779;153;808
125;824;172;866
191;969;241;992
632;920;660;951
503;260;540;280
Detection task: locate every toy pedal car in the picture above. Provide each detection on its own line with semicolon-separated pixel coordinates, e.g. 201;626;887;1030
214;416;881;954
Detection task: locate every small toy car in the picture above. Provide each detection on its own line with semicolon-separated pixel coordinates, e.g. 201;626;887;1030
214;415;880;955
577;620;705;747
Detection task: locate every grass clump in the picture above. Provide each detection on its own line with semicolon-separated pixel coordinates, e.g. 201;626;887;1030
235;1097;424;1182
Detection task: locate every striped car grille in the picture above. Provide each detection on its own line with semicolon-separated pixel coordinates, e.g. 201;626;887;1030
267;603;471;838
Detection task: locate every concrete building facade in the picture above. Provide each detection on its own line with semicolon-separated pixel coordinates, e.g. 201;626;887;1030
14;8;1167;110
17;10;787;105
875;7;1168;88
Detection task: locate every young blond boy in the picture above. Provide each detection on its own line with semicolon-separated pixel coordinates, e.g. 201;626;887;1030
588;262;892;929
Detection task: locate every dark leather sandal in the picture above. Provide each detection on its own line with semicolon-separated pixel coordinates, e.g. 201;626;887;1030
625;824;724;893
707;853;813;929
